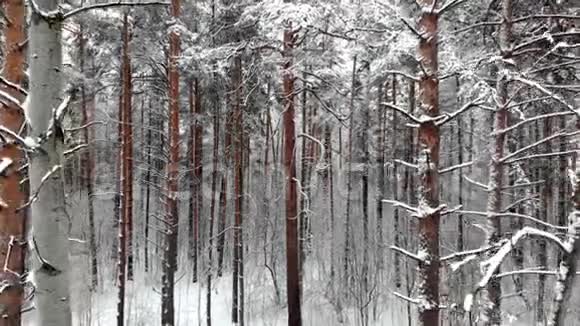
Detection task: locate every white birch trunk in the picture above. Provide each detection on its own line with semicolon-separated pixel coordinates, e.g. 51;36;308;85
28;1;72;325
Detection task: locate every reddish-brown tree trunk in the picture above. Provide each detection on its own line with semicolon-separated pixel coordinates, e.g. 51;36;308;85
79;23;98;290
117;13;131;325
161;0;181;321
415;1;440;325
231;53;244;325
0;0;27;322
206;62;220;326
283;21;302;326
122;15;134;283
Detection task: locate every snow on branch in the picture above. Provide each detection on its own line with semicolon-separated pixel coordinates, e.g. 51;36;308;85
63;144;88;156
62;1;170;20
0;158;13;177
503;150;576;164
441;245;499;262
0;89;24;112
439;161;472;174
0;125;33;150
390;245;427;262
18;165;61;211
457;210;567;231
0;77;27;97
477;227;570;291
382;199;418;214
463;175;489;191
28;0;170;22
511;76;579;116
381;102;422;124
500;131;580;163
393;159;418;170
393;291;421;305
436;97;485;126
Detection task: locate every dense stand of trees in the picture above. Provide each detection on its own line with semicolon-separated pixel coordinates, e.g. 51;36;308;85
0;0;579;326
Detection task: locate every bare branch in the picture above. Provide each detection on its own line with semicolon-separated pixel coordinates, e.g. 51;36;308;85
63;1;170;20
500;131;580;163
457;210;568;230
0;126;33;149
439;161;472;174
477;227;570;291
390;246;426;262
503;150;576;164
383;70;419;82
495;111;574;135
393;291;420;305
0;89;24;111
464;175;489;191
63;144;88;156
393;159;418;170
382;199;418;214
442;245;498;262
511;76;578;117
0;77;27;96
18;165;61;211
438;0;469;15
381;102;422;124
501;180;544;191
65;121;105;132
436;98;485;126
400;17;423;39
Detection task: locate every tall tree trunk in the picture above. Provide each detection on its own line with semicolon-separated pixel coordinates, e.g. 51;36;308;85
194;78;203;281
113;90;122;262
79;22;98;291
28;0;72;324
121;13;134;282
391;75;401;289
283;18;302;326
455;77;464;312
299;81;309;275
206;58;220;326
415;1;440;325
536;116;552;325
481;0;512;324
324;123;336;281
161;0;181;321
343;56;356;283
0;0;27;321
217;112;232;277
547;121;580;326
117;13;131;325
144;104;152;273
375;81;385;272
231;53;244;325
188;79;198;283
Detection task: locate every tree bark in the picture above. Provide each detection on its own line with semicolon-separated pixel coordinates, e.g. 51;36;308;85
121;13;134;283
0;0;27;321
415;1;440;325
283;18;302;326
391;75;401;289
29;1;72;324
481;0;512;324
161;0;181;321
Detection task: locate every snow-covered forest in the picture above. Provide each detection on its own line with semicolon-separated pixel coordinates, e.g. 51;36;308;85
0;0;579;325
